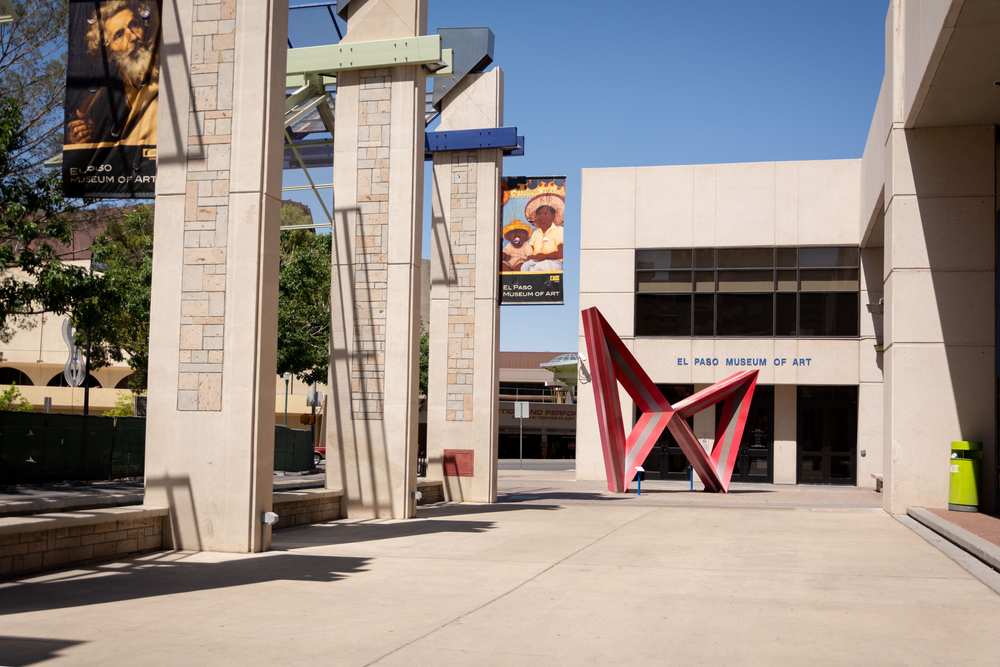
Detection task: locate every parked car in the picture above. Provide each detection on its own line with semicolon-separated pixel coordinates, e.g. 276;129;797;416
313;446;326;467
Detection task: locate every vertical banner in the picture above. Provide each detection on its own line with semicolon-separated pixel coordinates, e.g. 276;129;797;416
63;0;161;198
499;176;566;305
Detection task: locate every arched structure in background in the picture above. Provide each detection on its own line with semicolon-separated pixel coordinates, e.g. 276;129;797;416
0;368;34;386
47;373;101;388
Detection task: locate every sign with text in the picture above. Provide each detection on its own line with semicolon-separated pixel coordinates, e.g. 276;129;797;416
499;176;566;305
63;0;161;198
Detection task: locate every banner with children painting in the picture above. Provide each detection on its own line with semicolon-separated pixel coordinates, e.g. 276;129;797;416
499;176;566;305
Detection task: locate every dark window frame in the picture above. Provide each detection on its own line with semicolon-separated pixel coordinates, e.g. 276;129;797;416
635;246;860;338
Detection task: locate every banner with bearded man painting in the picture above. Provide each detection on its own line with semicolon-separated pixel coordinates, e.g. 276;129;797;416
499;176;566;305
63;0;160;198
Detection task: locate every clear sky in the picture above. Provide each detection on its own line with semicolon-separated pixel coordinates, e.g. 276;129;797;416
283;0;891;355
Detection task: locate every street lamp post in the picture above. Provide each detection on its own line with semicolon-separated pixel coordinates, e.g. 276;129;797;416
283;372;292;425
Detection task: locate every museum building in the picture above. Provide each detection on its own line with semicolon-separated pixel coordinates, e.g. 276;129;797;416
577;0;1000;515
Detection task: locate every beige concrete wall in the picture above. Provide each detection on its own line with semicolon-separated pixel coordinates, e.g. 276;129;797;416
426;70;503;503
578;159;871;485
145;0;287;552
881;124;996;513
860;79;887;245
900;0;964;126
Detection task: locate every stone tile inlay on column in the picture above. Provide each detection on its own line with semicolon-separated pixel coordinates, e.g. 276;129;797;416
446;151;476;422
176;0;236;412
351;69;392;420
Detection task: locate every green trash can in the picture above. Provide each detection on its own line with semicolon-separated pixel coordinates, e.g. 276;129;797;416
949;441;982;512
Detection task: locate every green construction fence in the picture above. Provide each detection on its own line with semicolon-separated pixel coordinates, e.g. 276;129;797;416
0;412;314;484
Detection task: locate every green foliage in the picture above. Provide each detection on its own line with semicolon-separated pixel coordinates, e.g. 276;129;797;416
276;224;331;386
280;204;313;228
0;382;32;412
104;390;142;417
82;206;154;393
0;0;69;176
0;97;96;343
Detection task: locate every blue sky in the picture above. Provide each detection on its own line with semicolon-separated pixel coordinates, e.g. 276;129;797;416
283;0;890;354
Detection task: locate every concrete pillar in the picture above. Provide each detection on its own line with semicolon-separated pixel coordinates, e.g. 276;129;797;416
882;125;996;514
773;384;796;484
425;70;504;503
327;0;427;519
146;0;288;551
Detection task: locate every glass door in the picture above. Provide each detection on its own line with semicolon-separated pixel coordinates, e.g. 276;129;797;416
637;384;694;480
797;386;858;485
715;385;774;484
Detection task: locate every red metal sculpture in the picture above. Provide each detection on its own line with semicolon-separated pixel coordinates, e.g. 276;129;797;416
581;307;758;493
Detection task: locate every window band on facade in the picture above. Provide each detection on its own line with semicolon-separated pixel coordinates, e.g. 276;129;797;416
635;246;860;338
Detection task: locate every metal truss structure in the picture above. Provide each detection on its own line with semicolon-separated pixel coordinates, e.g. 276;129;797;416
581;307;759;493
282;6;519;231
42;2;522;228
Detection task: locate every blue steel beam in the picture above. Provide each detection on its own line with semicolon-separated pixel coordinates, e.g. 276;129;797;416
425;127;523;155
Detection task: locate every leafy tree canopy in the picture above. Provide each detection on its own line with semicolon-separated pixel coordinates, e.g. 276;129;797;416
81;206;153;393
0;382;32;412
0;0;69;176
0;97;96;343
276;223;331;387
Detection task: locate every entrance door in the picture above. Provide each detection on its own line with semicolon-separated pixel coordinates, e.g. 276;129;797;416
715;385;774;484
797;386;858;485
638;384;694;480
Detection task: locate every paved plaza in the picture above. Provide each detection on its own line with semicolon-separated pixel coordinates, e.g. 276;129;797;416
1;469;999;666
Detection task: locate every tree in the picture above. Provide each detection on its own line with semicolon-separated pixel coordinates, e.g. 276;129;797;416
0;0;69;176
276;225;331;386
80;206;153;393
103;390;143;417
0;382;32;411
0;97;96;343
280;203;313;228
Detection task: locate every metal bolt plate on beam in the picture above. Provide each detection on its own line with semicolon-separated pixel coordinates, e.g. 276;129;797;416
287;35;446;77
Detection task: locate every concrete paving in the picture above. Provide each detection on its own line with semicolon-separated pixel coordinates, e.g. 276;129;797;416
1;471;999;666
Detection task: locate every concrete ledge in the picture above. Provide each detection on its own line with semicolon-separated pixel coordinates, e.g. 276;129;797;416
0;491;144;517
272;488;343;529
907;506;1000;572
417;479;444;505
871;474;883;493
0;506;168;536
0;506;168;580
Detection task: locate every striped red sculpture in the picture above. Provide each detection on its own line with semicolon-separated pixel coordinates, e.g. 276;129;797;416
581;307;758;493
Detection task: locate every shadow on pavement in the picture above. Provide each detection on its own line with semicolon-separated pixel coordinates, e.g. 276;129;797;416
417;503;562;518
271;517;501;549
0;552;369;616
0;636;84;666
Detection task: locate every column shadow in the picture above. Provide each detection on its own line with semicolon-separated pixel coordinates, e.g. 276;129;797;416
0;552;368;616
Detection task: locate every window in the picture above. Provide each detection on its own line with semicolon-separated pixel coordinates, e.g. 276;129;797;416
635;246;859;337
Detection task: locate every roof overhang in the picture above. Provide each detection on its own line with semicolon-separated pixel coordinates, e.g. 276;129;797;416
909;0;1000;127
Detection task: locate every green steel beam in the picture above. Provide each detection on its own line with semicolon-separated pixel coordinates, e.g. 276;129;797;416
280;222;333;231
285;73;325;112
282;183;332;192
285;94;327;129
286;35;450;78
0;0;18;23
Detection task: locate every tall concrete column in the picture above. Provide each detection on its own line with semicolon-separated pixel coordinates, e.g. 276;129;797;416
146;0;288;551
426;70;504;503
882;125;996;514
327;0;427;519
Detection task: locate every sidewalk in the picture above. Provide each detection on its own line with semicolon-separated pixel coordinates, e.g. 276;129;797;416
0;471;324;517
1;469;998;666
